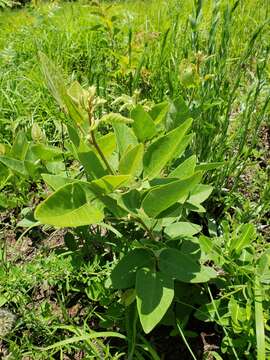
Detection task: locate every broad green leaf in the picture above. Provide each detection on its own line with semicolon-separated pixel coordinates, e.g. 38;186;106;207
131;105;156;142
143;118;193;179
113;123;138;157
120;189;141;213
119;144;143;177
166;96;192;131
149;101;169;127
159;248;216;283
91;175;131;194
42;174;76;190
169;155;197;179
31;144;62;161
67;124;80;148
142;172;202;218
10;131;29;160
0;162;9;183
175;134;193;159
78;149;107;180
35;181;104;227
111;249;155;289
0;156;27;176
136;268;174;334
188;184;213;204
97;132;116;158
164;222;202;238
230;224;255;255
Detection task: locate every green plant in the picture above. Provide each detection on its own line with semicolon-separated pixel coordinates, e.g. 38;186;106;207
33;53;218;355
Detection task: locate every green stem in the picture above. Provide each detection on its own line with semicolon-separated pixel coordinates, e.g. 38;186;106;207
89;130;115;175
133;216;155;242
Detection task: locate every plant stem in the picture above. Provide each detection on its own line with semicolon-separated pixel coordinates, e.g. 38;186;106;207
176;320;197;360
89;130;115;175
133;216;156;242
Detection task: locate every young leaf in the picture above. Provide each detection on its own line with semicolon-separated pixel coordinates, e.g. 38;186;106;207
142;172;202;218
111;249;155;289
119;143;144;177
136;268;174;334
169;155;197;179
99;113;133;126
143;118;193;179
35;181;104;227
131;105;156;142
159;248;216;283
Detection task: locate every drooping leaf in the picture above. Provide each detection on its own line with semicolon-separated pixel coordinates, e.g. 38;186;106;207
188;184;213;205
142;172;202;218
119;144;143;177
131;105;156;142
136;268;174;334
169;155;197;179
164;221;202;238
159;248;217;283
143;118;193;179
34;181;104;227
111;249;155;289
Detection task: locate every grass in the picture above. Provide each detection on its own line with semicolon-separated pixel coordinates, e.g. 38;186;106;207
0;0;269;359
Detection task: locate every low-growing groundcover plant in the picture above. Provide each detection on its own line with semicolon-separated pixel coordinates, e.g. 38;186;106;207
1;53;267;359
